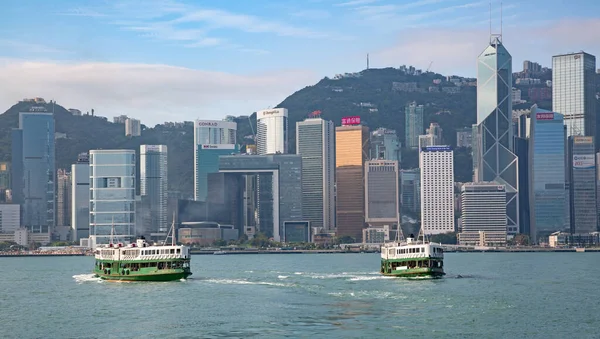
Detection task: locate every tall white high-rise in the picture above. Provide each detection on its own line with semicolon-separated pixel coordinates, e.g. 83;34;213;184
257;108;288;155
193;119;237;201
296;117;335;230
552;52;597;145
420;146;454;235
89;149;136;245
71;153;89;242
140;145;168;238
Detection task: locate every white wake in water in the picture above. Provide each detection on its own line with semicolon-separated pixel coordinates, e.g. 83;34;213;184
73;274;103;284
203;278;293;288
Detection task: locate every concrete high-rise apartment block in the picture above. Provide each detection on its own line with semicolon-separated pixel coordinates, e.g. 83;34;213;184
257;108;288;155
458;183;507;246
552;52;597;146
193;119;237;201
426;123;443;144
336;124;369;241
11;112;55;233
140;145;168;240
456;127;473;148
527;108;567;243
89;149;136;245
473;34;519;236
523;60;542;73
420;146;454;235
296;117;335;230
56;169;72;227
125;118;141;137
405;102;424;149
0;204;20;234
568;136;597;234
71;153;90;242
365;160;399;227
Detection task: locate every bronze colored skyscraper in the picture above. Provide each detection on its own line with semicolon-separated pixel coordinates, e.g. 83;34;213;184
335;125;369;241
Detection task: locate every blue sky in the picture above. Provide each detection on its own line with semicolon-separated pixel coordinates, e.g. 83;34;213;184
0;0;598;124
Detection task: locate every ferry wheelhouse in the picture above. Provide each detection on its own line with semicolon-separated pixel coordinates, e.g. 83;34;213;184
380;230;445;278
93;221;192;282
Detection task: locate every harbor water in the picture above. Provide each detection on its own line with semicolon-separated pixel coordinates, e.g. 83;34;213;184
1;252;598;338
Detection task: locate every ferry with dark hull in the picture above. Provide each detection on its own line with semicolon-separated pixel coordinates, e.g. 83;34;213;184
380;229;445;278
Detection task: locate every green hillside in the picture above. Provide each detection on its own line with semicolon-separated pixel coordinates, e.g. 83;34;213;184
1;67;598;197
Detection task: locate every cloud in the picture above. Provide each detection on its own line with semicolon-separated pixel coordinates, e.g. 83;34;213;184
0;39;67;54
335;0;379;7
373;18;600;77
0;59;319;125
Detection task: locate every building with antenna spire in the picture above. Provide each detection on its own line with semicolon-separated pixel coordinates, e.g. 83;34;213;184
473;20;519;237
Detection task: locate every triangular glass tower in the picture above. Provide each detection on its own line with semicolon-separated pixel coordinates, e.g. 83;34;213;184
474;35;520;235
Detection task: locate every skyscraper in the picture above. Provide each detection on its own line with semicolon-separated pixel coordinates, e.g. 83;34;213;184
140;145;168;239
420;146;454;235
365;160;399;227
296;117;335;230
71;153;89;242
528;108;567;242
257;108;288;155
370;128;401;161
89;149;136;245
335;124;369;241
474;34;519;236
552;52;597;146
193;119;237;201
56;169;71;227
405;102;424;149
11;112;55;233
568;136;597;234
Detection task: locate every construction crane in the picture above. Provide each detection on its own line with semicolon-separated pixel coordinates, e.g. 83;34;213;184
426;61;433;72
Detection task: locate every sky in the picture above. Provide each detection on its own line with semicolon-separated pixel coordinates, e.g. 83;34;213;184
0;0;598;125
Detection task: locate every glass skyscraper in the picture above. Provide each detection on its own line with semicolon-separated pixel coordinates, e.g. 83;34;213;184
11;112;55;233
405;102;424;149
296;117;335;230
193;119;237;201
568;136;597;234
140;145;168;239
89;149;136;243
552;52;597;146
71;153;89;242
474;35;519;236
528;108;567;241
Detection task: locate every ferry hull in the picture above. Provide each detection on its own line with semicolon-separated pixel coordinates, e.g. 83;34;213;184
381;267;445;278
94;269;192;282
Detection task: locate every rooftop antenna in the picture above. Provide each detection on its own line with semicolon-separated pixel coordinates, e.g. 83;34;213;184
489;2;492;38
500;2;503;41
367;53;370;70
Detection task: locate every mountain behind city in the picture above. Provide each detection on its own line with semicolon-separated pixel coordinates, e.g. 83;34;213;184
1;66;599;197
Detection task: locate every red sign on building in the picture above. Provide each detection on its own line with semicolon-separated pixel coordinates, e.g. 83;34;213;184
536;112;554;120
341;116;361;126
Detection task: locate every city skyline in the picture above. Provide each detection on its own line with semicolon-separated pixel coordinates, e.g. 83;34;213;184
0;0;598;125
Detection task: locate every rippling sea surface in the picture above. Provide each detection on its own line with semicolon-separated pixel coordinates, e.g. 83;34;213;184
1;252;599;338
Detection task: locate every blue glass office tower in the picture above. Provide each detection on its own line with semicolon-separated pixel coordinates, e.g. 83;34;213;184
11;112;55;233
474;34;519;236
528;108;567;242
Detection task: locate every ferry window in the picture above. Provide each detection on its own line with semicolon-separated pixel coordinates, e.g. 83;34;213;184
170;249;175;254
177;249;181;254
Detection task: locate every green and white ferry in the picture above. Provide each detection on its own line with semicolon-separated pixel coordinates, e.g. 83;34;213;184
93;222;192;282
380;229;445;278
